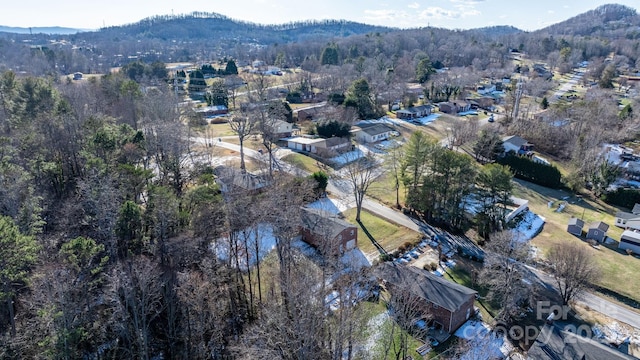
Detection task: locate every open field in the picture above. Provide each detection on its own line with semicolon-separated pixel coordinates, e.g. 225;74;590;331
512;179;640;303
342;209;422;259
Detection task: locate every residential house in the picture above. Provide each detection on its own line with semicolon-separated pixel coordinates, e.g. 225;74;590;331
477;84;496;95
286;136;350;158
195;105;229;117
528;324;636;360
396;105;432;120
296;104;328;122
353;123;395;143
586;221;609;243
466;96;495;110
213;166;269;194
375;264;476;333
614;203;640;230
567;217;585;236
300;208;357;255
315;137;351;156
270;119;293;138
619;230;640;255
437;101;471;114
72;72;83;80
502;135;534;155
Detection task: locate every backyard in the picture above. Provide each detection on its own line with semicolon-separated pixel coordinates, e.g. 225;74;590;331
512;179;640;304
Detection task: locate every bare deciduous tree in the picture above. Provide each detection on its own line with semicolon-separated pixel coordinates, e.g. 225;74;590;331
479;231;533;323
548;242;601;304
342;152;379;222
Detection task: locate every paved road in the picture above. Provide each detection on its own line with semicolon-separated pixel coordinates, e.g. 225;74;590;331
550;68;585;103
525;264;640;329
192;137;640;328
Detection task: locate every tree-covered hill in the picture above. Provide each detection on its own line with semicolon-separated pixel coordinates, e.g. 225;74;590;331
74;12;395;44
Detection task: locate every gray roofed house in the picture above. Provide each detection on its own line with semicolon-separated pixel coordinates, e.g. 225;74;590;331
567;217;585;236
586;221;609;243
375;264;476;333
396;105;431;120
619;230;640;255
615;203;640;230
502;135;534;155
528;325;636;360
354;123;395;143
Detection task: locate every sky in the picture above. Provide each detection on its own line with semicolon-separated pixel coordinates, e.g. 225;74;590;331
1;0;639;31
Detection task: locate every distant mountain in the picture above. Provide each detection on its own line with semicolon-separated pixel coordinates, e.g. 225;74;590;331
75;12;393;44
535;3;639;36
467;25;524;37
0;26;86;35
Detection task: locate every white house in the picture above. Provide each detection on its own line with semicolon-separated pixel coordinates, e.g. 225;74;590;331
502;135;534;155
353;123;395;143
615;203;640;230
619;230;640;254
270;120;293;138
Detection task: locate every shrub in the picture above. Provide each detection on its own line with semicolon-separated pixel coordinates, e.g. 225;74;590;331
626;249;634;256
498;154;562;188
429;262;438;271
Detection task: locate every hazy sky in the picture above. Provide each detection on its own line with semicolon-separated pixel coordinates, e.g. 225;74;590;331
2;0;638;31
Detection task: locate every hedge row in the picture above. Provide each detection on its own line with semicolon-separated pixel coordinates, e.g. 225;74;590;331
498;155;562;189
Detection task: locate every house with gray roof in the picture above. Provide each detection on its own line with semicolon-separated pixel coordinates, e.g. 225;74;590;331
353;123;395;144
615;203;640;230
528;325;636;360
300;207;357;255
375;264;476;333
502;135;534;155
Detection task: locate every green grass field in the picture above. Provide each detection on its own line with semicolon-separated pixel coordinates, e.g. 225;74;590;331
281;153;323;174
342;208;422;259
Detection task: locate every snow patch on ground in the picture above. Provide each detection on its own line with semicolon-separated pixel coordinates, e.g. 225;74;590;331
592;322;640;345
455;320;513;359
306;197;349;215
412;113;441;125
330;149;364;166
361;312;389;354
213;224;277;269
512;210;545;241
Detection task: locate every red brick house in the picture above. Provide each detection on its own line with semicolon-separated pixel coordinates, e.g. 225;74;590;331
300;208;357;255
376;264;476;333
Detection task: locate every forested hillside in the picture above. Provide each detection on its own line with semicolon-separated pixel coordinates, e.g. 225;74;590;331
0;3;640;359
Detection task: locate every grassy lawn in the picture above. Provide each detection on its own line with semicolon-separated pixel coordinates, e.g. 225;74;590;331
207;122;235;137
281;152;323;174
342;209;422;259
368;172;406;208
512;179;640;303
358;299;424;360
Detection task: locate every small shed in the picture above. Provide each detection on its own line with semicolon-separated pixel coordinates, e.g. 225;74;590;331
586;221;609;243
567;217;585;236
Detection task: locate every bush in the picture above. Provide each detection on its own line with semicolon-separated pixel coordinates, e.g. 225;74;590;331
602;188;640;209
626;249;634;256
429;262;438;271
498;154;562;188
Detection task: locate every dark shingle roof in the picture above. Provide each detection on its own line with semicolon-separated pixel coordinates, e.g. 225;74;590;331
357;123;394;136
376;264;476;312
589;221;609;232
616;211;640;220
528;325;635;360
568;217;585;227
300;207;355;240
502;135;528;148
